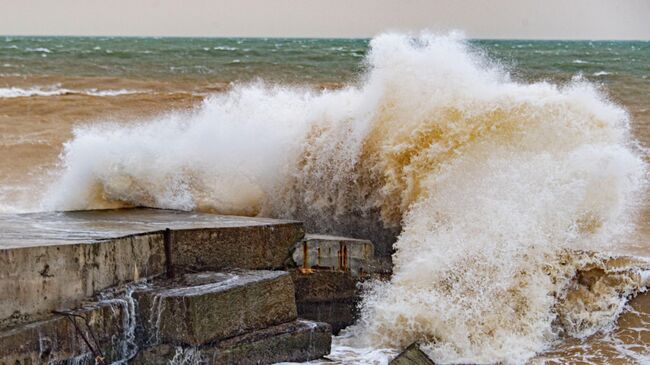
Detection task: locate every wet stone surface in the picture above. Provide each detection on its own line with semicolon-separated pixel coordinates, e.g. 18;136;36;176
0;208;304;327
291;270;361;334
0;208;302;249
0;209;341;364
133;270;298;346
0;301;131;365
289;234;382;334
292;234;377;276
131;320;332;365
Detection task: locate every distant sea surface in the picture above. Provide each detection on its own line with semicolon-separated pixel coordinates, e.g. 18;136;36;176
3;36;650;86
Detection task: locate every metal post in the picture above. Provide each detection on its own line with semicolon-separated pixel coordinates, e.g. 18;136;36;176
164;228;175;279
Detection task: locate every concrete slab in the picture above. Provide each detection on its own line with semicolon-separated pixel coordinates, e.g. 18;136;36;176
0;208;300;249
172;223;304;271
0;301;130;365
207;319;331;364
0;234;164;329
134;271;298;346
291;270;360;334
289;235;379;333
131;320;331;365
0;208;304;327
292;234;377;276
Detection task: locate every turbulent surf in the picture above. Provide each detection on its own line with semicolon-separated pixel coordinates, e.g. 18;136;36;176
43;33;648;364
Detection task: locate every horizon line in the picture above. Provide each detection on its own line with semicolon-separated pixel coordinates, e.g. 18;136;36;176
3;34;650;43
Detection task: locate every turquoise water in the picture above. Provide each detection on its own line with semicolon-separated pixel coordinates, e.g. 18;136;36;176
3;36;649;85
1;37;368;83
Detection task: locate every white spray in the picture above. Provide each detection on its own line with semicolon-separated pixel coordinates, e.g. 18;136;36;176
44;33;647;364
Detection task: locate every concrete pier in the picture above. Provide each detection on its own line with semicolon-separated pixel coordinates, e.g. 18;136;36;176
0;208;303;327
0;208;382;364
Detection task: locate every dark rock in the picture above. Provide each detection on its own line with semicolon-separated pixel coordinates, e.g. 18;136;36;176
390;343;436;365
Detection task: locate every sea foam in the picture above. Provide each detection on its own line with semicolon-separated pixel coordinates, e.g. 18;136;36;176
44;32;647;364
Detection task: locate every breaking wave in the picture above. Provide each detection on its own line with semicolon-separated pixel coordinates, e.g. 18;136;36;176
44;32;647;363
0;85;141;98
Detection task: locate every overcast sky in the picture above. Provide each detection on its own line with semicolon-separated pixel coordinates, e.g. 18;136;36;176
1;0;649;40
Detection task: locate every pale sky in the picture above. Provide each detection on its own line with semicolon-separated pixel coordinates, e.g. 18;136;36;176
1;0;649;40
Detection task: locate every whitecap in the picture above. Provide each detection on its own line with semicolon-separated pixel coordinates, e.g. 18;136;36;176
25;47;51;53
0;86;142;98
213;46;238;51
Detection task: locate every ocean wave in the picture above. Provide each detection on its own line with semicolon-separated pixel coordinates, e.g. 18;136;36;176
83;88;141;97
24;47;51;53
0;86;143;98
213;46;238;51
44;32;647;364
593;71;612;76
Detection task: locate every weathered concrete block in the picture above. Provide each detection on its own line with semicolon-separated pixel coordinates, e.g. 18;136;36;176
390;343;436;365
172;223;304;271
291;270;360;333
291;234;376;276
206;320;331;364
0;302;131;365
289;235;382;333
297;206;400;260
131;320;331;365
0;234;164;329
135;271;297;346
0;209;304;327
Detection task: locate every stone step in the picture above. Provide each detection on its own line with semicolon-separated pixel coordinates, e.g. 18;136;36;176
289;234;379;334
291;234;377;277
0;301;132;365
131;320;331;365
134;270;298;346
171;219;304;271
291;270;360;334
0;208;304;328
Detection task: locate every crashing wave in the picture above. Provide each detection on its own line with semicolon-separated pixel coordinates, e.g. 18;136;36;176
44;32;647;364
